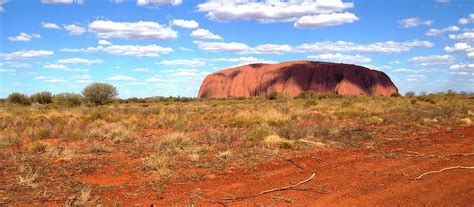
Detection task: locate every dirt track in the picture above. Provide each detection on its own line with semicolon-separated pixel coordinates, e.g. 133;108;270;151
140;126;474;206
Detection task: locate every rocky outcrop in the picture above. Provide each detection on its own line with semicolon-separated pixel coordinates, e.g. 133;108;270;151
197;60;398;98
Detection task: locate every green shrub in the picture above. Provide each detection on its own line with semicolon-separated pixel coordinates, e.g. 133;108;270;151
390;92;401;97
405;91;415;97
361;116;384;125
6;92;31;105
30;92;52;104
82;82;118;105
53;93;83;106
246;124;272;141
295;91;315;99
266;91;289;100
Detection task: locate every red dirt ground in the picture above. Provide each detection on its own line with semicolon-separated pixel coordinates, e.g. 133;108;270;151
83;126;474;206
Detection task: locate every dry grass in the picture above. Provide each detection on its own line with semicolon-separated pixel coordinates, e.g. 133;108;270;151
0;93;472;204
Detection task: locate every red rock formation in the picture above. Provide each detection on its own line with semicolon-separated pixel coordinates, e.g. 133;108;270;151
197;60;398;98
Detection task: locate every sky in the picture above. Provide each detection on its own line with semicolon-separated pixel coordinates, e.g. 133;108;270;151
0;0;473;98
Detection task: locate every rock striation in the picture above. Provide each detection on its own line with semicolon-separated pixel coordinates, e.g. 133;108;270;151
197;60;398;98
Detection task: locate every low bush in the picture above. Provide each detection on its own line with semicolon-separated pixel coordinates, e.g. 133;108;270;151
7;92;31;105
53;93;83;106
30;92;52;104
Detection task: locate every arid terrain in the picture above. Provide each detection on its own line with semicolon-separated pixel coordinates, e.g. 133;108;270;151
1;93;473;206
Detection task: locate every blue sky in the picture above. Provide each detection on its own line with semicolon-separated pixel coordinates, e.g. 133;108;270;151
0;0;473;98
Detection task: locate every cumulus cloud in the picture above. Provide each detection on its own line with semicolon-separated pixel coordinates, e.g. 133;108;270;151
197;0;356;28
197;0;353;23
426;25;460;36
194;41;249;52
41;0;84;4
145;76;179;83
8;33;41;42
0;0;7;12
450;63;474;70
57;58;104;65
458;13;474;25
41;22;61;29
159;59;206;67
191;28;222;40
399;17;433;28
297;40;433;54
64;24;86;35
444;42;472;52
307;53;371;64
98;39;112;45
449;32;474;42
408;55;455;66
132;68;150;72
61;44;173;57
72;74;90;80
43;64;67;69
405;74;426;82
137;0;182;7
294;12;359;28
1;50;53;59
171;19;199;29
107;75;136;81
88;20;177;40
210;56;274;66
249;44;293;54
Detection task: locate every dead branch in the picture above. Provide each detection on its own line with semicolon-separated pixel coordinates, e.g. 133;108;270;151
439;152;474;158
223;171;316;202
415;166;474;180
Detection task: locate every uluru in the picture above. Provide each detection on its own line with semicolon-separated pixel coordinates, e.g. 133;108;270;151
198;60;398;98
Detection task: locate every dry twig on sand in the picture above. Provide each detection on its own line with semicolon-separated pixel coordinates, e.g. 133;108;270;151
223;171;316;202
415;166;474;180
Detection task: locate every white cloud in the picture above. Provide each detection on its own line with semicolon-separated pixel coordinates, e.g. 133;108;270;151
61;44;173;57
307;53;371;64
399;17;433;28
57;58;104;65
468;51;474;59
449;32;474;42
41;0;84;4
458;13;474;25
98;39;112;45
408;55;455;66
137;0;182;7
45;78;67;83
294;12;358;28
172;19;199;29
43;64;67;69
3;62;31;68
159;59;206;67
145;76;178;83
34;76;50;80
197;0;354;24
426;25;460;36
72;74;90;80
191;28;222;40
64;24;86;35
405;74;426;82
8;33;41;42
0;0;7;12
436;0;450;3
444;42;472;52
128;82;146;86
1;50;53;59
249;44;293;54
41;22;61;29
132;68;150;72
297;40;433;54
210;56;274;66
194;41;249;52
88;20;177;40
107;75;136;81
450;63;474;70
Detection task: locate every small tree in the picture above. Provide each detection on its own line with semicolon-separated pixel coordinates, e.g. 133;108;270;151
30;91;53;104
404;91;415;97
53;93;83;106
390;92;401;97
6;92;31;105
82;82;118;105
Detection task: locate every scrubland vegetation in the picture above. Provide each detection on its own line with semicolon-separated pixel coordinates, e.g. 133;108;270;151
0;85;473;205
